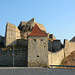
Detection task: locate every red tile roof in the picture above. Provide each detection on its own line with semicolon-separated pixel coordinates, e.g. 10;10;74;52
28;24;47;36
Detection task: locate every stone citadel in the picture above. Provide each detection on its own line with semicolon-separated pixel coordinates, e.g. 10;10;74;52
0;18;75;67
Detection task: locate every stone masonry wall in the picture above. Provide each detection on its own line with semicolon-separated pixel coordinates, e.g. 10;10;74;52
48;49;64;66
52;40;61;52
21;31;31;39
5;23;21;46
0;36;3;43
28;36;48;67
64;40;75;57
48;40;75;66
0;49;28;67
16;39;28;46
48;40;61;52
0;37;4;44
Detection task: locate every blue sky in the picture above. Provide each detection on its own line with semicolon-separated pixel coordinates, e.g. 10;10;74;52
0;0;75;43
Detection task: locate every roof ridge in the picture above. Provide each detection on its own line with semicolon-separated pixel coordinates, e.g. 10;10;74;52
28;24;47;36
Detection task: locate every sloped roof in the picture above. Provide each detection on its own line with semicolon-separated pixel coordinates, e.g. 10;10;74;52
28;24;47;37
70;36;75;42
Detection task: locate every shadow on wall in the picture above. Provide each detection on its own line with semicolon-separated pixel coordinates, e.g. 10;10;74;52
0;48;28;67
6;39;28;47
48;40;64;52
48;39;75;66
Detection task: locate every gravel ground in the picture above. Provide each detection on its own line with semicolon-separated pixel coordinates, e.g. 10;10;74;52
0;67;75;75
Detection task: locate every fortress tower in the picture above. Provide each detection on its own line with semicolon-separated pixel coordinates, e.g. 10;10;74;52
5;23;21;46
28;24;48;67
5;18;47;46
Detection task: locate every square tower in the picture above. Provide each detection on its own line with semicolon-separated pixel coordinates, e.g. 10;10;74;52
5;23;21;46
28;24;48;67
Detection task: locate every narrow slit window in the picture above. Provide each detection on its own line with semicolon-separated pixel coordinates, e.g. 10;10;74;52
41;39;43;41
3;53;5;55
15;54;17;55
37;55;39;57
34;39;36;41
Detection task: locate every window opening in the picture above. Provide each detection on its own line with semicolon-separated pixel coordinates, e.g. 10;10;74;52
34;39;36;41
37;55;39;57
41;39;43;41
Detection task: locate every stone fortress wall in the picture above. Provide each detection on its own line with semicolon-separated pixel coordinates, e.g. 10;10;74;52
48;40;62;52
28;36;48;67
5;23;21;46
4;18;47;47
64;39;75;57
48;39;75;66
0;48;28;67
48;48;64;66
52;40;61;52
16;39;28;46
0;18;75;67
0;36;4;45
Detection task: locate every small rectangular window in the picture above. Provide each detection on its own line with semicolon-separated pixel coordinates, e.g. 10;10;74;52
41;39;43;41
37;55;39;57
3;53;5;55
34;39;36;41
44;46;45;47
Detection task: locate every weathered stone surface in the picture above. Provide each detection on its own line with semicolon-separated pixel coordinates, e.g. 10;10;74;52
48;49;64;66
18;18;46;39
28;18;35;22
69;36;75;42
49;34;56;40
28;36;48;67
48;39;75;66
16;39;28;46
0;35;3;43
18;18;46;32
5;23;21;46
1;18;75;67
0;35;5;46
4;18;47;46
0;49;28;67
